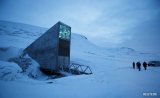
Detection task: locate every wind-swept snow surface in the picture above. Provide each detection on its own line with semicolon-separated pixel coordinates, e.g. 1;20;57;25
0;20;160;98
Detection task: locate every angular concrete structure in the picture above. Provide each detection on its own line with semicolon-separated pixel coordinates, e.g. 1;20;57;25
25;21;71;72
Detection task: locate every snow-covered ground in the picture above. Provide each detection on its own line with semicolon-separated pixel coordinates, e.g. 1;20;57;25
0;20;160;98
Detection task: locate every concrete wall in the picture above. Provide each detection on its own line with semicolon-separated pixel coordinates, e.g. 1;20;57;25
25;23;59;71
25;22;71;72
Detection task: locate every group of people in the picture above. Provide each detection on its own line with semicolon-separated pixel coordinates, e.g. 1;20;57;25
132;61;147;71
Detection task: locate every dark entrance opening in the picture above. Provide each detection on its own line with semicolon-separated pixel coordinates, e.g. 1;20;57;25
58;39;70;56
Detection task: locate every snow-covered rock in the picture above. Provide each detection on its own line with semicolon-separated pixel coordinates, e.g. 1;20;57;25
0;61;22;81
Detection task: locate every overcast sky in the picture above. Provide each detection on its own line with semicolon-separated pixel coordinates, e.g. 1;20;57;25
0;0;160;53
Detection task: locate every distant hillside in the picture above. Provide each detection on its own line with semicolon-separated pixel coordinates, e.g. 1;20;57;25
0;20;159;63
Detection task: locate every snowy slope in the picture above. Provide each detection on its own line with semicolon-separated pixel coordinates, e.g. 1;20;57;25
0;20;160;98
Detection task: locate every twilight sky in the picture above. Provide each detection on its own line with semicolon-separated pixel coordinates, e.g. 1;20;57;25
0;0;160;53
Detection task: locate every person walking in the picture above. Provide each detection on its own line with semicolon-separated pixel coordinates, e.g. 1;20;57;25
143;61;147;70
132;62;135;69
136;62;138;69
136;62;141;71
